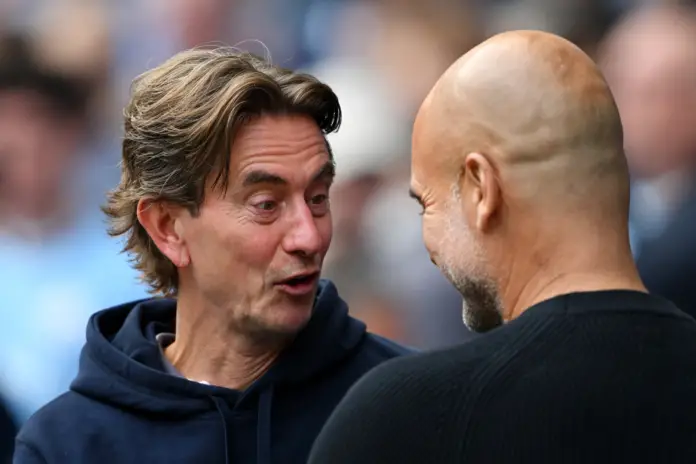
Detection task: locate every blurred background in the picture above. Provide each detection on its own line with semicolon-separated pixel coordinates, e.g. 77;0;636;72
2;0;696;455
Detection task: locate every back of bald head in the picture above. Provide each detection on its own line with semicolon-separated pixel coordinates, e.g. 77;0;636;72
416;30;628;220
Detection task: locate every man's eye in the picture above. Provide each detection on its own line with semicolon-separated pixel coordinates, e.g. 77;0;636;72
309;194;330;217
311;194;328;205
256;200;277;211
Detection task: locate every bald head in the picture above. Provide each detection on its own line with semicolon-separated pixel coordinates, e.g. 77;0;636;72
413;30;627;211
411;31;634;332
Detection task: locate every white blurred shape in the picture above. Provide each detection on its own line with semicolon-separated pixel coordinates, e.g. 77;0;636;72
309;58;409;183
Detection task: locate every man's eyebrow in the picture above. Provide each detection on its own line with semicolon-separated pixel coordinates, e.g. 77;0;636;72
241;161;335;189
311;161;336;184
409;188;424;206
242;170;287;187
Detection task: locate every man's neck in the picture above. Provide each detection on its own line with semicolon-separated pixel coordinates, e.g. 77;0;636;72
500;234;646;321
165;293;288;391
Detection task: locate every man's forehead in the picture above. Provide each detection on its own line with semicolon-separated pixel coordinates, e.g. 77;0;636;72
410;123;430;185
412;102;439;160
234;115;327;152
412;108;451;167
208;115;332;193
412;85;463;188
411;133;444;198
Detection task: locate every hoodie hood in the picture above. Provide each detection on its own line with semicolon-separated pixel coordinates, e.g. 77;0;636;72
71;279;366;417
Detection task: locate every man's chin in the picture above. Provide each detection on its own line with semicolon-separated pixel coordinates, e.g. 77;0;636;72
255;301;314;337
236;291;317;342
462;301;504;333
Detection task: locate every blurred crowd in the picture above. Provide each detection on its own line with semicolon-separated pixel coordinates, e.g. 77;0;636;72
1;0;696;449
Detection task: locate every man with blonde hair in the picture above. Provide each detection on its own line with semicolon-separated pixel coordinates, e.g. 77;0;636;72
309;30;696;463
14;48;410;464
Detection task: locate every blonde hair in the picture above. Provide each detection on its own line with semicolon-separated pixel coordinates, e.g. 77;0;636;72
103;47;342;296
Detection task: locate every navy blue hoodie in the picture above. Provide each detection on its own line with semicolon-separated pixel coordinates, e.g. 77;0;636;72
15;280;412;464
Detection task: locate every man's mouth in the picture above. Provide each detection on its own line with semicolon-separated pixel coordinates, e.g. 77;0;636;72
275;271;320;296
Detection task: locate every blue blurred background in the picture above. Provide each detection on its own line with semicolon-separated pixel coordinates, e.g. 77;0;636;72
1;0;696;440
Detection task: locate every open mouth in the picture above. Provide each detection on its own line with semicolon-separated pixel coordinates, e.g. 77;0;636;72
276;272;319;295
283;274;316;286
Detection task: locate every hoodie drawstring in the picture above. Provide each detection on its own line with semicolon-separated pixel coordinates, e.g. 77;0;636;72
211;387;274;464
257;385;274;464
212;396;231;464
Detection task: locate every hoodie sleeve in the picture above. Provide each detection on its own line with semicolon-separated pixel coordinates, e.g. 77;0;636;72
12;441;47;464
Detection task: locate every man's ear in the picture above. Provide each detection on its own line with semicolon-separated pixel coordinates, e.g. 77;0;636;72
136;199;190;268
462;152;501;233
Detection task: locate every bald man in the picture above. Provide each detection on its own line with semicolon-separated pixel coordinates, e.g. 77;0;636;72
308;31;696;464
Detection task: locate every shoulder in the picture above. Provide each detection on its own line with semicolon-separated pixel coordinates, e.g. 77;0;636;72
310;333;526;464
313;330;524;427
329;344;468;432
17;391;124;462
347;345;469;401
309;348;470;463
352;345;475;408
350;329;509;399
17;391;99;452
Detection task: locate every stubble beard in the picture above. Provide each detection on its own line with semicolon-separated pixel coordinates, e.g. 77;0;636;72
439;199;504;333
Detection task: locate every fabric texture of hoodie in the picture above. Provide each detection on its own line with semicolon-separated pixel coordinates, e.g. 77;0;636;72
14;280;412;464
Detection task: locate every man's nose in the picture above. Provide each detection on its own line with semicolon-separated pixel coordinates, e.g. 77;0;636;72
282;203;324;257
